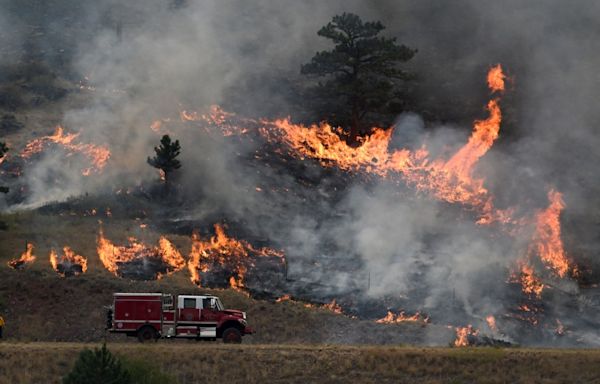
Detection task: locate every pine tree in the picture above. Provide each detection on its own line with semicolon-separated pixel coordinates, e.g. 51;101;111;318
302;13;417;141
62;343;131;384
147;134;181;184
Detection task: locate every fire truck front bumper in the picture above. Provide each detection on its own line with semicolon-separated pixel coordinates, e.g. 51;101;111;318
243;326;255;335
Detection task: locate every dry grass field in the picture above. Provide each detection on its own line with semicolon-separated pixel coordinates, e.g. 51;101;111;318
1;342;600;384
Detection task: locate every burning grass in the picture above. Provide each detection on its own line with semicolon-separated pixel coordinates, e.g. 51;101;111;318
97;228;186;280
376;310;429;324
20;126;110;176
188;224;285;293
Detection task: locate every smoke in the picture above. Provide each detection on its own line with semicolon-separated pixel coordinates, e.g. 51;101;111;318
2;0;600;344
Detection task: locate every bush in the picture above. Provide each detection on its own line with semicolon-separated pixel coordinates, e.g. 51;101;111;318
63;344;177;384
62;343;131;384
121;358;178;384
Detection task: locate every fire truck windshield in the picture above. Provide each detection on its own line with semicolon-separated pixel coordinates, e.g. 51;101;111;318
215;297;224;310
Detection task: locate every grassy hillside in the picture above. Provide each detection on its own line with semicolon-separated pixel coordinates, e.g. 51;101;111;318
2;343;600;384
0;209;450;345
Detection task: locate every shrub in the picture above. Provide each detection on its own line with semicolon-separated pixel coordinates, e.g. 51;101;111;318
62;343;131;384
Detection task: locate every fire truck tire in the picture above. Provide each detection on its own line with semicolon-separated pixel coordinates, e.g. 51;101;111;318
137;326;158;343
222;327;242;344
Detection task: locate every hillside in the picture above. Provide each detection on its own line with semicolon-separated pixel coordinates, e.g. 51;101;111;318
0;209;452;345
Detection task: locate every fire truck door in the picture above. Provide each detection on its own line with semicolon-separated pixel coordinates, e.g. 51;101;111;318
201;298;218;321
179;297;201;322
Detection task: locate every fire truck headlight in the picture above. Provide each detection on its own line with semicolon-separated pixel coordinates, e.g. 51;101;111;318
242;311;247;320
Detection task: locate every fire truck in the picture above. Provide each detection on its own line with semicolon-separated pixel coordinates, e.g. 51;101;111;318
106;293;253;343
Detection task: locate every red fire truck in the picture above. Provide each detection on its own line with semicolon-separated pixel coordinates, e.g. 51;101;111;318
106;293;253;343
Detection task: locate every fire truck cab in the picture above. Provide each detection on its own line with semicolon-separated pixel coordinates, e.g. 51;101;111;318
107;293;253;343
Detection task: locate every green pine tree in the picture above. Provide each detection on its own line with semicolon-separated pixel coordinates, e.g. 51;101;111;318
302;13;417;141
147;134;181;184
62;343;131;384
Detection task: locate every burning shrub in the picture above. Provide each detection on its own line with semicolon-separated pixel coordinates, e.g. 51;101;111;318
50;247;88;277
7;243;36;269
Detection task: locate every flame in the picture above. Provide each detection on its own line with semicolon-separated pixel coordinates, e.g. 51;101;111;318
276;294;292;302
21;126;110;175
454;325;479;347
49;246;88;277
188;224;285;292
259;66;505;221
530;190;570;278
376;310;429;324
512;189;571;298
514;261;545;298
487;64;506;93
486;315;498;333
97;228;185;278
322;299;344;314
7;243;36;269
181;105;248;136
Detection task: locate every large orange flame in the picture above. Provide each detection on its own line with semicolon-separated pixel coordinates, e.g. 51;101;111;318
259;66;505;222
531;190;570;278
49;246;88;277
21;126;110;175
97;229;185;278
454;325;479;347
513;189;571;298
188;224;285;292
7;243;36;269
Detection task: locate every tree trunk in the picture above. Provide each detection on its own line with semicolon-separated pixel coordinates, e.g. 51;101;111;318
349;106;361;145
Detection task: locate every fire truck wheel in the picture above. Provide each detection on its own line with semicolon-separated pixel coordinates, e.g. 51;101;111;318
222;327;242;344
137;326;158;343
